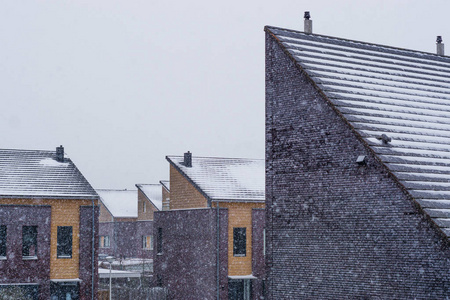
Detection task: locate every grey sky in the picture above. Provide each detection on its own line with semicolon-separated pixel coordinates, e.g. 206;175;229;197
1;0;449;189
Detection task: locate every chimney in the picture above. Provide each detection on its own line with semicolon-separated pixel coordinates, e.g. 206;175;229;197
304;11;312;34
184;151;192;167
56;145;64;162
437;36;445;56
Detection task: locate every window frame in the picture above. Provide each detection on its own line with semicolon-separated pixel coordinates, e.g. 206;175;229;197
142;235;153;250
157;228;162;254
57;226;73;259
0;225;6;259
99;235;110;248
22;225;38;259
233;227;247;257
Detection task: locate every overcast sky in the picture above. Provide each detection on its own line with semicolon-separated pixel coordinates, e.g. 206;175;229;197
1;0;449;189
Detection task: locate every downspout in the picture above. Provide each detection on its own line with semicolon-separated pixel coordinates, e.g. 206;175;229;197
91;199;95;300
216;201;220;300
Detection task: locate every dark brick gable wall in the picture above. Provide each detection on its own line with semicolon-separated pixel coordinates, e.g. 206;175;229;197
154;208;228;300
265;31;450;299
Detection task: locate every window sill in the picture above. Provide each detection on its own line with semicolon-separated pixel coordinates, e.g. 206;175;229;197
23;256;38;260
0;256;6;260
57;255;72;259
156;252;163;256
233;254;246;257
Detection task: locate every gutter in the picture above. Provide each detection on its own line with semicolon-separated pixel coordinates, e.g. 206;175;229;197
216;202;220;300
91;199;95;300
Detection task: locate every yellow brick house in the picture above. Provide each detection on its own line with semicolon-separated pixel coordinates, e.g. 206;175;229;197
154;152;265;300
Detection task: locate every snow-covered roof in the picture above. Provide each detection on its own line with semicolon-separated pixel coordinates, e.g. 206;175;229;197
266;26;450;238
0;148;98;199
97;189;137;218
136;184;163;210
166;155;265;202
98;268;141;278
160;180;170;192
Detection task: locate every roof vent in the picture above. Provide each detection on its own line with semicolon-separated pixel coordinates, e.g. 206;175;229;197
356;155;367;165
56;145;64;162
437;36;445;56
304;11;312;34
184;151;192;168
377;134;391;144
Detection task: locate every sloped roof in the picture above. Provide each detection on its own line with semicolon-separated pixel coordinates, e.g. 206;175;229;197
266;26;450;237
136;184;162;210
166;155;265;202
160;180;170;192
0;148;98;199
97;189;137;218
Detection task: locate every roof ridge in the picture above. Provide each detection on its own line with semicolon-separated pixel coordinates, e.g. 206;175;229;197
0;148;55;153
166;155;264;161
265;25;450;61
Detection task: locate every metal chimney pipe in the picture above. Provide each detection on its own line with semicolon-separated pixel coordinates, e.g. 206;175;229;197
437;36;445;56
304;11;312;34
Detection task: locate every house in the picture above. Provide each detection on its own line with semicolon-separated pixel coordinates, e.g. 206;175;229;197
159;180;170;211
97;185;161;261
265;14;450;299
0;146;99;300
153;152;265;300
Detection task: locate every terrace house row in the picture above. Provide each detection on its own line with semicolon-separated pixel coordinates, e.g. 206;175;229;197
97;184;162;261
0;146;98;300
265;15;450;299
154;152;265;300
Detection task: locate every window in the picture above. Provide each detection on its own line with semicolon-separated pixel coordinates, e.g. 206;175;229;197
263;228;266;256
57;226;72;258
22;226;37;257
100;236;110;248
228;279;252;300
142;235;152;250
143;201;146;213
233;227;246;257
0;225;6;258
157;228;162;254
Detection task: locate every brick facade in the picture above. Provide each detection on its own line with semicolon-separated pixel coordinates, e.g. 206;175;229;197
154;208;228;300
0;201;99;300
0;205;51;299
265;31;450;299
79;205;99;300
169;165;208;209
137;189;159;220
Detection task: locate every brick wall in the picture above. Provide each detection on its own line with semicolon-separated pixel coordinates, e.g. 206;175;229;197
0;198;96;280
99;201;113;223
136;221;154;259
0;205;52;299
162;186;170;211
214;202;265;276
265;31;450;299
154;208;228;300
137;189;159;220
79;205;99;300
98;222;114;256
169;165;208;209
